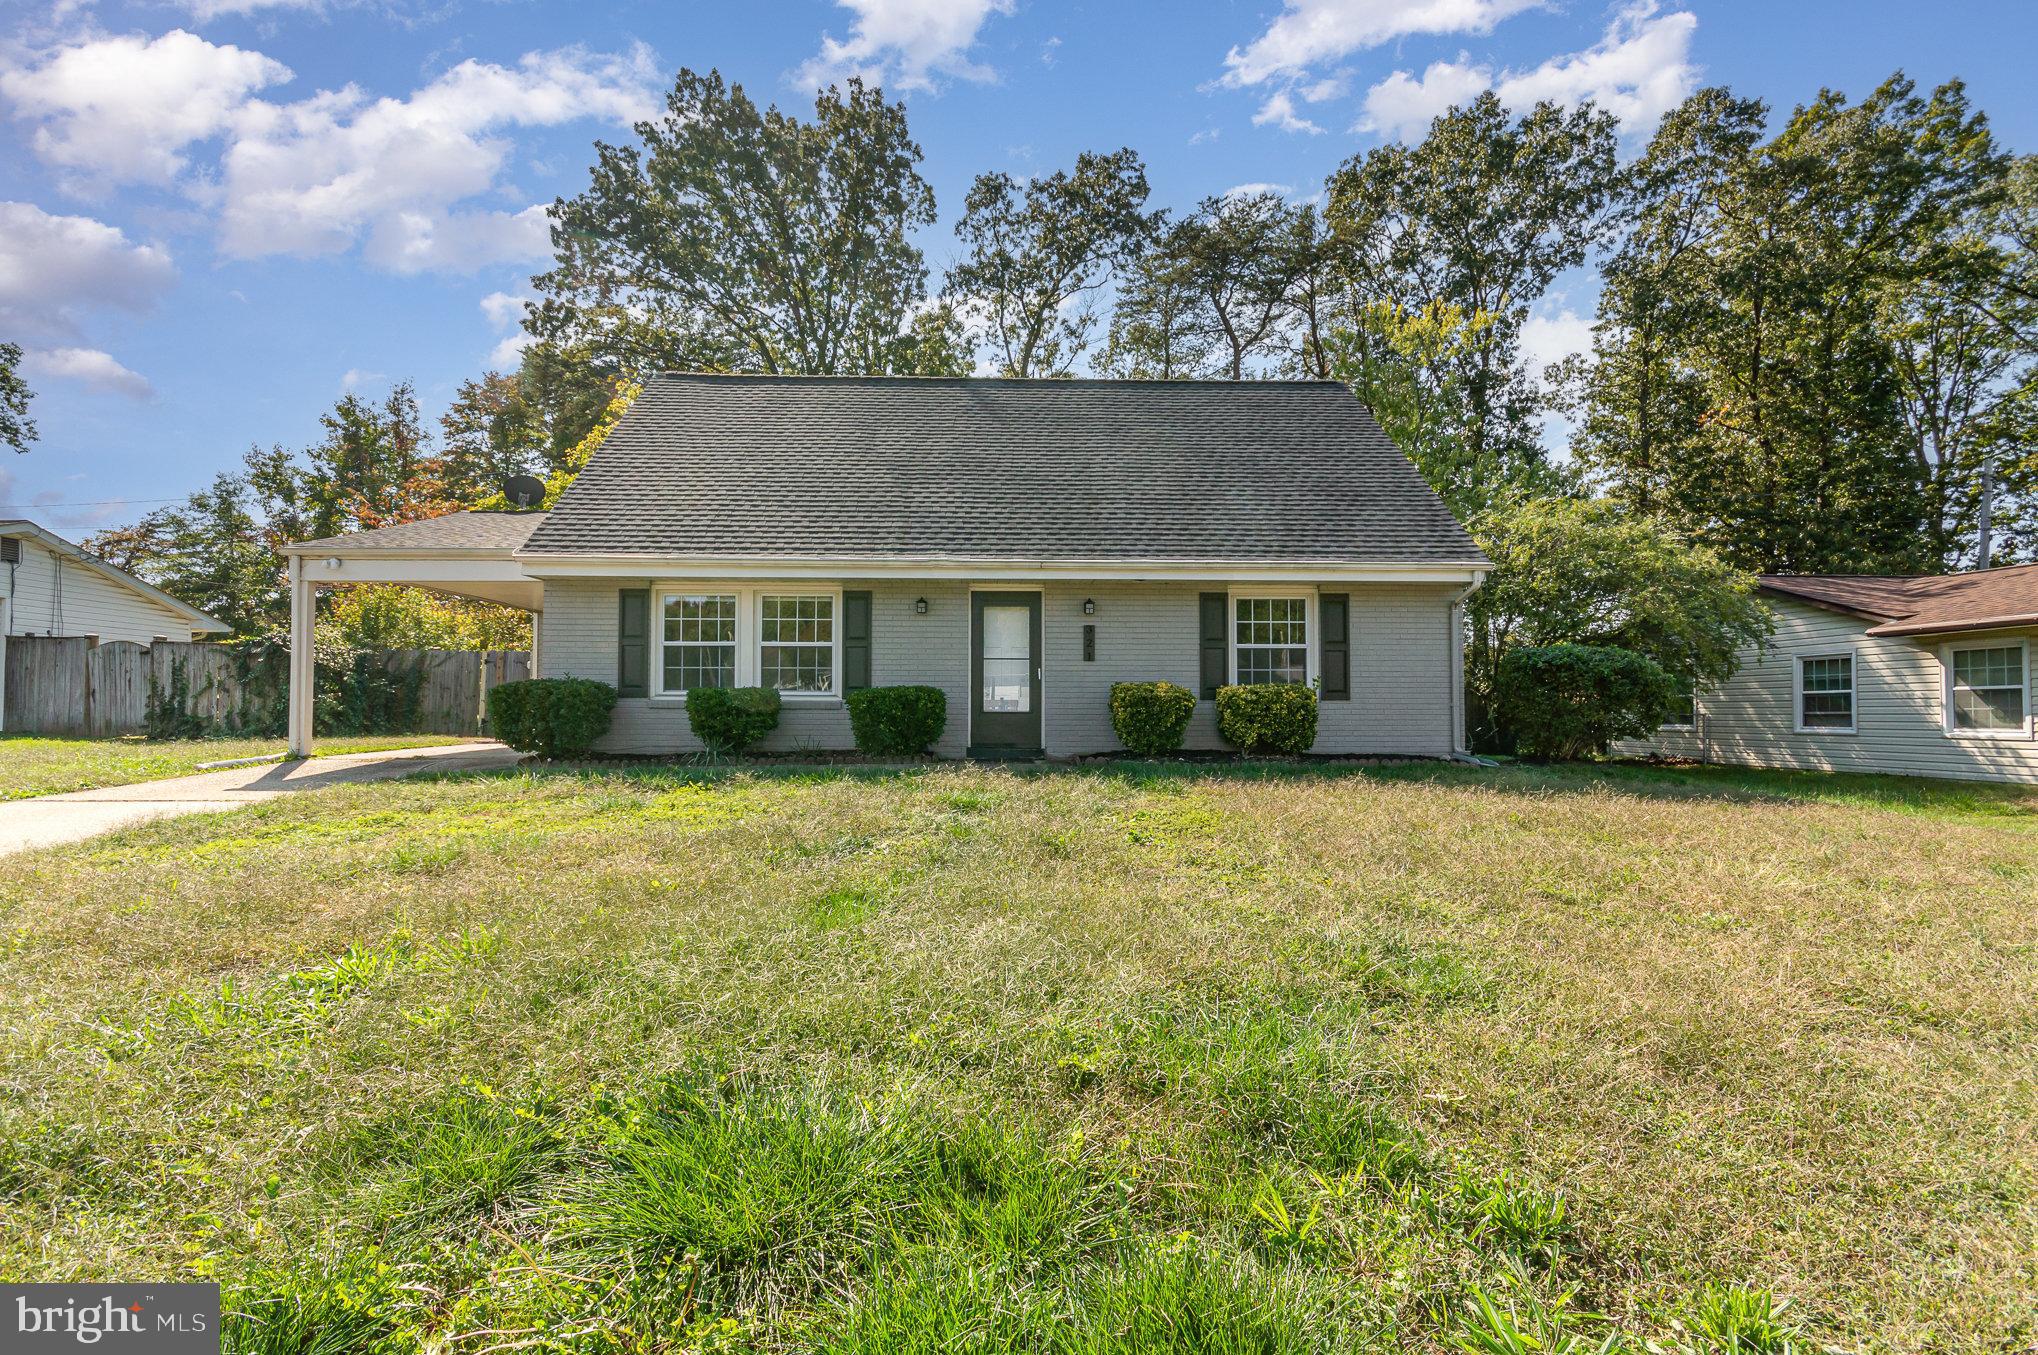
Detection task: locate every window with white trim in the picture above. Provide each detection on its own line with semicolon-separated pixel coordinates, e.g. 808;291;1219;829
1234;596;1309;685
662;594;737;693
1797;654;1854;731
758;594;835;693
1948;642;2026;733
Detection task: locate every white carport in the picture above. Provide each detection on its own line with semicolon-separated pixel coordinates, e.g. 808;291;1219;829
278;511;547;756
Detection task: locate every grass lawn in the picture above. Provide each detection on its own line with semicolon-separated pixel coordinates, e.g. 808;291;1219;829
0;759;2032;1352
0;733;481;801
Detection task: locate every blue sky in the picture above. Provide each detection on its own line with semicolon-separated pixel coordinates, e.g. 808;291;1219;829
3;0;2034;531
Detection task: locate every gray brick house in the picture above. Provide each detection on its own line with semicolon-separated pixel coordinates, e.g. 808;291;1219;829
283;375;1489;759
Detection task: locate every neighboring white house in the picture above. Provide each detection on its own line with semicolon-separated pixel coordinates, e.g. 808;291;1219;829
1;519;231;730
280;375;1490;759
1626;566;2038;784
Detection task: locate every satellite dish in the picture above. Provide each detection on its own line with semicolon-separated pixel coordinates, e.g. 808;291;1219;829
503;475;546;510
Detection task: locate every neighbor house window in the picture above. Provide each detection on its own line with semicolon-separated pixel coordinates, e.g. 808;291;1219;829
1948;642;2027;734
759;594;835;693
1797;654;1855;731
662;594;737;693
1234;596;1309;685
1661;680;1696;730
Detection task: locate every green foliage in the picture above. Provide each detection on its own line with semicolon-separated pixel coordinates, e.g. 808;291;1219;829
1328;92;1622;503
1467;496;1770;753
487;677;617;758
1579;77;2027;572
321;586;530;652
1108;681;1198;756
534;69;938;376
684;686;782;755
1448;1266;1623;1355
143;658;208;742
1329;301;1570;520
1497;645;1678;762
1215;684;1319;756
0;340;36;454
947;148;1157;377
844;685;947;757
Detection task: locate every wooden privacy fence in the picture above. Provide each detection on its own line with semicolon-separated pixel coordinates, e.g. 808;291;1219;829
1;636;530;738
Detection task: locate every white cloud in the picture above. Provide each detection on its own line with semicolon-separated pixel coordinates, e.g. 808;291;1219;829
1252;90;1323;135
1359;2;1698;141
20;346;155;401
798;0;1016;93
1223;182;1296;200
1519;303;1593;373
183;0;324;17
1222;0;1542;87
480;288;535;368
0;30;291;191
0;202;177;342
3;32;660;276
339;367;384;393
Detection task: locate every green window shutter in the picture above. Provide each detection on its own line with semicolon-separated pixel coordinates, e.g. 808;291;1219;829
617;589;649;697
1198;592;1228;700
843;590;873;692
1319;593;1350;701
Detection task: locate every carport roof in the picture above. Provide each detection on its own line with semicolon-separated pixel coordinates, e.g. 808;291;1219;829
285;510;547;555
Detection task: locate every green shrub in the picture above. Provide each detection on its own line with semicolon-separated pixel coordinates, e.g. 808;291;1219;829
1109;681;1199;756
1496;643;1677;761
685;686;782;754
844;685;947;756
486;678;617;758
1215;684;1319;756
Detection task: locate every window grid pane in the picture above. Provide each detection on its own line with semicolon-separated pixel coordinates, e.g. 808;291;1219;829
1234;597;1309;686
1952;645;2024;730
662;595;737;693
1800;655;1853;728
759;594;834;692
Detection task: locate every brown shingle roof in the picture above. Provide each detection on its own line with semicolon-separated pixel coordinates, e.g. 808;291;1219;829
1760;564;2038;637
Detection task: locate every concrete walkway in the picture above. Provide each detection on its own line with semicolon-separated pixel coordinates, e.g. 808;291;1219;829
0;741;523;857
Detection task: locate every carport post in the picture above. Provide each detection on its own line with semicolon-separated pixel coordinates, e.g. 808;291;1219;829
287;555;315;757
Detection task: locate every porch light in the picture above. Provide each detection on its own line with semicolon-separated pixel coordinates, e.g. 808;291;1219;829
324;557;342;571
914;597;929;615
1082;598;1096;615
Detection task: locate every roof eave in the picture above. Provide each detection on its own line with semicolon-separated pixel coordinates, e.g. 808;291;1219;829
1865;613;2038;639
1755;583;1904;624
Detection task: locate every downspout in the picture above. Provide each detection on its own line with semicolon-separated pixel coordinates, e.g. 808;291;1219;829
1446;574;1486;762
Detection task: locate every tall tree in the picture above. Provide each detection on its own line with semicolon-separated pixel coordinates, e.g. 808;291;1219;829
1580;76;2018;573
302;383;451;540
945;149;1156;377
533;69;938;377
1175;192;1309;380
85;467;286;635
1100;223;1216;379
1327;93;1623;491
1;342;35;455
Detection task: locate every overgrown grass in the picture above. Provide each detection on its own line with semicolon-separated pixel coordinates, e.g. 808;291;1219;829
0;759;2031;1352
0;733;479;800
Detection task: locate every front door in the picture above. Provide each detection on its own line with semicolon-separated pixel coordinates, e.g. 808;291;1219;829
970;591;1042;756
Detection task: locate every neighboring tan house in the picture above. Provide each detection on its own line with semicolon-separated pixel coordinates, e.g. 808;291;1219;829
281;375;1490;758
1626;566;2038;784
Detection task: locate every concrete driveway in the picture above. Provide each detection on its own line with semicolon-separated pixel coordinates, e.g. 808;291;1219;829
0;741;523;857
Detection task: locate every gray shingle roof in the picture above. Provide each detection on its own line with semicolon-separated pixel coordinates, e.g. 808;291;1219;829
290;510;547;553
522;375;1485;566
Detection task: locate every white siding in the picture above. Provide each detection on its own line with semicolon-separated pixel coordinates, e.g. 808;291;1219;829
539;577;1462;758
1624;596;2038;784
0;535;200;644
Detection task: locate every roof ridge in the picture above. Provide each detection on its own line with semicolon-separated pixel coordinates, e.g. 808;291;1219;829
651;371;1346;387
